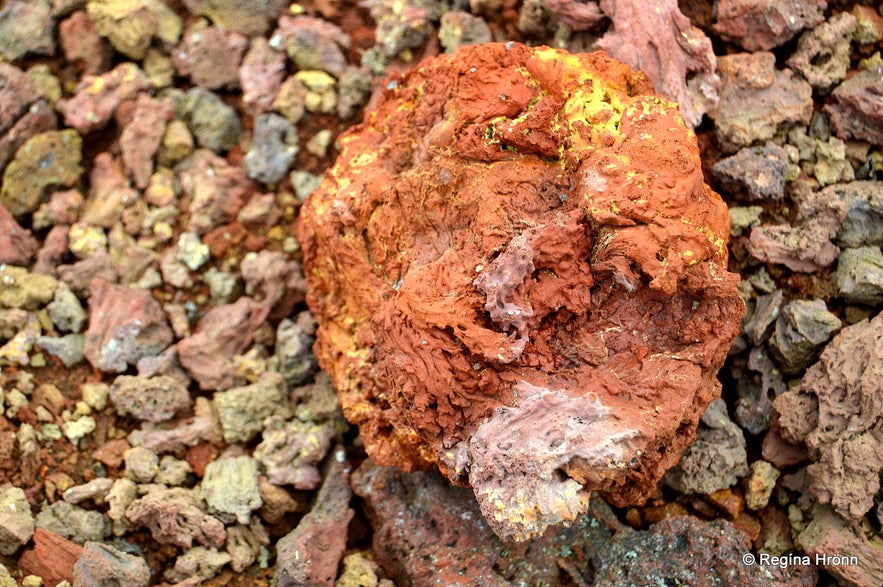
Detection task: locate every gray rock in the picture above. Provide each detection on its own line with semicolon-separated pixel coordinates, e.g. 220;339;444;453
123;446;159;483
742;289;784;345
438;11;492;53
836;246;883;305
276;312;318;387
35;501;111;544
225;522;268;573
62;478;114;505
201;456;262;524
712;142;790;201
48;283;87;333
254;416;336;489
0;0;55;61
164;546;232;583
663;399;749;495
734;346;787;435
73;542;151;587
213;371;291;443
0;486;34;555
787;12;857;91
243;113;299;184
729;206;763;237
36;333;85;367
270;15;350;77
834;181;883;248
769;299;842;374
155;455;193;486
110;375;192;423
176;88;242;152
824;65;883;146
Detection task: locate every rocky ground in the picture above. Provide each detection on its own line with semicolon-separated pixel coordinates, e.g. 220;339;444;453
0;0;880;586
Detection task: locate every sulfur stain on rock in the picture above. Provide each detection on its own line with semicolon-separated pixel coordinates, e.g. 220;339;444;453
297;42;745;541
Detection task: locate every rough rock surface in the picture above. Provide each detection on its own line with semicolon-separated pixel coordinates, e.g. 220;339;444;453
711;52;813;154
0;203;39;265
353;461;810;587
18;529;82;587
0;63;58;172
769;299;841;374
73;542;151;587
1;129;82;217
663;399;748;495
0;486;34;555
56;62;149;134
275;449;353;587
172;26;248;90
824;65;883;146
594;0;720;128
747;183;847;272
798;504;883;587
773;313;883;521
84;279;174;373
713;0;826;51
712;142;790;202
298;43;744;540
787;12;857;91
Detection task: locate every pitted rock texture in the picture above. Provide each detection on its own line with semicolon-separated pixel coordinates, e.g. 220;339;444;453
298;43;744;541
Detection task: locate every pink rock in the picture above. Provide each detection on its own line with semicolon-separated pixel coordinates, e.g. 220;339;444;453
33;224;69;277
714;0;826;51
84;279;174;373
594;0;720;127
128;396;221;454
0;0;56;61
0;201;38;265
240;37;286;115
73;542;151;587
57;62;149;134
747;184;847;272
119;94;174;189
125;487;227;549
543;0;605;31
178;149;255;235
33;188;84;229
172;26;248;90
57;252;119;297
176;296;269;390
0;62;57;170
275;449;353;587
774;313;883;521
712;52;813;153
825;65;883;146
240;250;307;320
58;10;112;75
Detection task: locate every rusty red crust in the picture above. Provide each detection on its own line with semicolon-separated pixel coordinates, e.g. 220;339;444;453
297;43;744;541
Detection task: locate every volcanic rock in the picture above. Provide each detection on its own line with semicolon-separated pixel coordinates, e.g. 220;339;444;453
298;43;744;541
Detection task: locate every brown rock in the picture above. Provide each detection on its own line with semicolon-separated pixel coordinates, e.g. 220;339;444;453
84;279;174;373
713;0;826;51
172;26;248;90
798;504;883;587
824;65;883;146
18;528;83;587
177;296;269;390
0;0;56;61
0;202;38;265
58;10;112;75
92;438;132;469
120;93;174;189
181;0;287;36
712;52;813;153
34;224;70;277
787;12;857;92
81;152;138;227
57;62;149;134
275;448;353;587
270;15;350;77
773;313;883;521
298;43;744;541
594;0;720;127
57;251;119;296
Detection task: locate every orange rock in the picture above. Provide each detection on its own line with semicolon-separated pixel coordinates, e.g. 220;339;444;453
707;487;746;520
298;42;744;541
18;528;83;586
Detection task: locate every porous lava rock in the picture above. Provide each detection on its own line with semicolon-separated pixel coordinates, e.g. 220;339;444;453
298;43;744;541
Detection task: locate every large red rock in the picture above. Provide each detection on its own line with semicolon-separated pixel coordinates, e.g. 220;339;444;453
298;43;744;541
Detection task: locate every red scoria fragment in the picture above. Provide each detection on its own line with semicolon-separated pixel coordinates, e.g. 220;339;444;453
297;43;745;541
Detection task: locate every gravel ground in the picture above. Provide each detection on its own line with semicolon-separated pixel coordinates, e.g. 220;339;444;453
0;0;881;586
